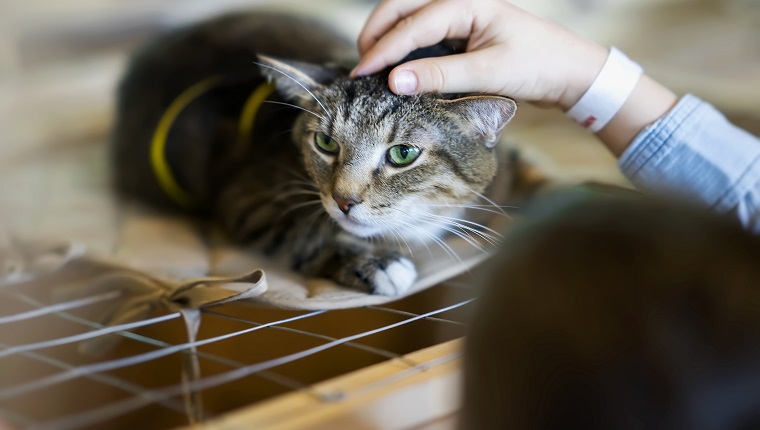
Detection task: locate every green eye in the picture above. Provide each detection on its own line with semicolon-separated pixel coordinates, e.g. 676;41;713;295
315;132;339;154
387;145;422;167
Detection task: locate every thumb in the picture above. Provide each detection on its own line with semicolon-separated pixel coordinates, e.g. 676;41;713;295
388;54;487;95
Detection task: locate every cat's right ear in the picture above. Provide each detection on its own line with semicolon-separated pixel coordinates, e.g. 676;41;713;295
439;95;518;148
255;54;343;105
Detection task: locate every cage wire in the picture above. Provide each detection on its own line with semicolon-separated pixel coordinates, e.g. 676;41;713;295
0;269;476;430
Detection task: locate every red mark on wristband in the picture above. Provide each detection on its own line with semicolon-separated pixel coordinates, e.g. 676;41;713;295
581;115;597;129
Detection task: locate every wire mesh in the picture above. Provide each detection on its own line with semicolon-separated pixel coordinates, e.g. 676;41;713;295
0;276;477;430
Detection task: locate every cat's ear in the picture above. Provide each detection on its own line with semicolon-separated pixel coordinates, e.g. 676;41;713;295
440;96;517;148
255;54;343;104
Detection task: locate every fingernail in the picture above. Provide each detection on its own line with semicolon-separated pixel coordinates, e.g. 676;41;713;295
394;70;418;95
350;65;363;78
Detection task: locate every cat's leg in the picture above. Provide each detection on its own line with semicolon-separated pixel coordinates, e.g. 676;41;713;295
330;244;417;296
294;231;418;296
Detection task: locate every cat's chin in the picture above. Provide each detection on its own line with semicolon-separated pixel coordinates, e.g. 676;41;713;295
334;216;386;238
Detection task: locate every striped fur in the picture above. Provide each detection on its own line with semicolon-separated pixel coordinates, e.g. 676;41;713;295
112;12;519;295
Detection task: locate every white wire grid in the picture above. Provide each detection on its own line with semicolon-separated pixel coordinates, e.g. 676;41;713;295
0;277;476;429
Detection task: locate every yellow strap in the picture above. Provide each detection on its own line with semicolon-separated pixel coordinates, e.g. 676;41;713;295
150;78;274;208
238;83;276;145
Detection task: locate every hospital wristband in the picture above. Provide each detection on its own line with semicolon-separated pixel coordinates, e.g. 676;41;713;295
565;47;643;133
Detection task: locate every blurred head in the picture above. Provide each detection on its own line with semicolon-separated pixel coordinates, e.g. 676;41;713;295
462;191;760;430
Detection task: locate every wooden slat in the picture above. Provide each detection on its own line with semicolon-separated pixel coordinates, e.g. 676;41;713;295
196;339;463;430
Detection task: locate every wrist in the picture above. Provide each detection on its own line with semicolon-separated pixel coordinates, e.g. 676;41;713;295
565;47;644;132
596;75;678;157
557;43;608;111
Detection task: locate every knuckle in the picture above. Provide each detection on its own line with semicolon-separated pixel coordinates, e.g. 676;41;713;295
428;62;447;92
411;62;447;94
395;15;416;32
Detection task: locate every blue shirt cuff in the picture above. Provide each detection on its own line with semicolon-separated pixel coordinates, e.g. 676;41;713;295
618;94;760;232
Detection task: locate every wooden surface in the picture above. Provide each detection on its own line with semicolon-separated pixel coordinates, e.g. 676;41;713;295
197;340;463;430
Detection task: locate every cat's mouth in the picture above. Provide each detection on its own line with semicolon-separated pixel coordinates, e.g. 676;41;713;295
320;196;391;237
333;214;386;238
323;203;386;237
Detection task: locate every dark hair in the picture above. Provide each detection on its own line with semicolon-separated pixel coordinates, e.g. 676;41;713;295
462;192;760;430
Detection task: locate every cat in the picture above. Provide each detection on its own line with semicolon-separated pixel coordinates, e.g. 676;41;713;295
112;11;533;296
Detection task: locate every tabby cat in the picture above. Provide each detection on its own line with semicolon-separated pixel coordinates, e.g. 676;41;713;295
112;12;528;296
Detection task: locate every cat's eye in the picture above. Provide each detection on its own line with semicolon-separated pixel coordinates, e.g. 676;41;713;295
387;145;422;167
314;132;339;155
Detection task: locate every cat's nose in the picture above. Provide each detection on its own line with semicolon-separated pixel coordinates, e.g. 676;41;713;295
333;194;361;215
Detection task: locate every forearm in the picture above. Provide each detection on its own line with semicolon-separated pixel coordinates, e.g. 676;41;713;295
594;75;679;157
619;94;760;233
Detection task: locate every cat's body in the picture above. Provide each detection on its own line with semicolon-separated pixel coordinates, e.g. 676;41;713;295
113;12;529;295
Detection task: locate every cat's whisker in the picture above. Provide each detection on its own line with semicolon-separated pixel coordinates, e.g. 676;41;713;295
275;180;319;190
463;186;512;219
374;226;395;251
438;216;503;242
414;224;465;264
375;216;431;260
263;100;325;121
268;128;295;141
304;209;323;231
270;163;313;183
253;61;332;118
393;226;415;258
273;190;321;200
418;203;520;210
415;217;487;253
393;217;465;265
467;204;519;209
418;217;499;249
269;177;318;193
416;203;513;218
417;212;503;243
408;227;436;261
380;221;414;258
278;199;323;220
392;207;491;255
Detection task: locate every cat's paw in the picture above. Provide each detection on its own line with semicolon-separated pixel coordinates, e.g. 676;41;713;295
369;256;416;296
335;252;417;296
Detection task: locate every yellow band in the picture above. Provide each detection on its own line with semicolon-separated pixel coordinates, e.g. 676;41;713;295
150;77;275;208
238;83;276;146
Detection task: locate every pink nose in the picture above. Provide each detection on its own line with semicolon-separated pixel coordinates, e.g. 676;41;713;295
332;194;361;215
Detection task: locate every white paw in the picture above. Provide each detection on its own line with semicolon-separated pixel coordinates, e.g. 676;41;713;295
371;257;417;296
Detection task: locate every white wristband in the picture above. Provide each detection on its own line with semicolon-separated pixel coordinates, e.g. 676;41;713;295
566;47;643;133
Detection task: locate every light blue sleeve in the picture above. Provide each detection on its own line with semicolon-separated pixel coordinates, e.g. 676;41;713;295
619;94;760;233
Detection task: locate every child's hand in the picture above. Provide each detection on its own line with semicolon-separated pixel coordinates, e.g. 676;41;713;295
352;0;608;110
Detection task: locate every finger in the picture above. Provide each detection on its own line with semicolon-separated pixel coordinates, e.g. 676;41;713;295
388;49;501;95
353;0;475;77
356;0;434;56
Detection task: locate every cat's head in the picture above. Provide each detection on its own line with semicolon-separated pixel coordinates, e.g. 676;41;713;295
256;54;516;240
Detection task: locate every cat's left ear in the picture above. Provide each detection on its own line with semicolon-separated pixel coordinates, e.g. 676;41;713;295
255;54;344;105
440;96;517;148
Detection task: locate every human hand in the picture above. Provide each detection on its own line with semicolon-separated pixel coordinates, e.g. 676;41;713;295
352;0;609;110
